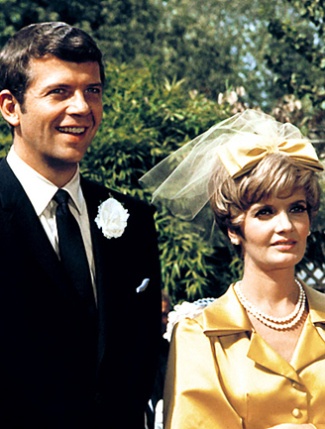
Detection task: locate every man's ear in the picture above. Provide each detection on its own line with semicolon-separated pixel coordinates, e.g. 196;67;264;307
0;90;20;127
228;229;241;246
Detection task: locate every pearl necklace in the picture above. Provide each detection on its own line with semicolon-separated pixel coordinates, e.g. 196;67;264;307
234;279;306;330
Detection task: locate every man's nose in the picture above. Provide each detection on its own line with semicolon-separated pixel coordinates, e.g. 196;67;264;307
67;92;91;115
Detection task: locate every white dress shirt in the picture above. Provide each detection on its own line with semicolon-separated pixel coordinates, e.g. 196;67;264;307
7;145;97;299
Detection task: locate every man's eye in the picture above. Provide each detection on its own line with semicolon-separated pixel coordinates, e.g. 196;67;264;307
49;88;65;95
86;87;101;94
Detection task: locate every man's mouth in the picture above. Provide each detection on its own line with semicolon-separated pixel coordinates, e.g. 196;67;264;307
57;126;86;134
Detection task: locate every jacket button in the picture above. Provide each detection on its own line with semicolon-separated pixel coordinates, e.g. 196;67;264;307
292;408;301;418
94;392;102;404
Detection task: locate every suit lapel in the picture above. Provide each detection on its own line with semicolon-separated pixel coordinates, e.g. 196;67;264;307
81;179;127;303
0;160;127;368
81;180;140;366
0;158;73;299
81;180;117;363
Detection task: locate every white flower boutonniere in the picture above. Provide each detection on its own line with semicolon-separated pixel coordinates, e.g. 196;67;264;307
95;197;129;239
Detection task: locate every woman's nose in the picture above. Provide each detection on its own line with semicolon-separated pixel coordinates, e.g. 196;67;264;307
275;211;293;232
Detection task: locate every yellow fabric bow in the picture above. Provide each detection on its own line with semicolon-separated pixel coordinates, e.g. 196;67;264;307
217;136;324;179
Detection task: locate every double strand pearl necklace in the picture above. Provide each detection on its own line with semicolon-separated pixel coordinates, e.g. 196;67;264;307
234;279;306;330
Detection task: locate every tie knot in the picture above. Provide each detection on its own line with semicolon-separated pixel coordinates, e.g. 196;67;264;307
54;189;70;206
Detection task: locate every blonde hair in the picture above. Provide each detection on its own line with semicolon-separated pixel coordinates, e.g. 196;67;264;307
210;153;321;238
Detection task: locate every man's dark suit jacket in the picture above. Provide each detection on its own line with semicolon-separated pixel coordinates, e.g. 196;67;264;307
0;158;162;429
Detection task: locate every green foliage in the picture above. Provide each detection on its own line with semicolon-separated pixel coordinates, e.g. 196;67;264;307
0;0;162;64
81;62;236;303
0;0;323;114
0;117;12;157
266;0;325;111
82;62;227;189
155;208;237;305
0;0;103;46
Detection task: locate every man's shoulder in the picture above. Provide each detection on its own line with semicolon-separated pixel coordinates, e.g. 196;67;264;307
80;176;155;215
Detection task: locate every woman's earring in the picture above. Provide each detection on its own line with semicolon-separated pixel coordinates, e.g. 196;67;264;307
231;238;240;245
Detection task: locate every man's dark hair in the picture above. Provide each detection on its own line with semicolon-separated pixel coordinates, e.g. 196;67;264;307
0;21;105;106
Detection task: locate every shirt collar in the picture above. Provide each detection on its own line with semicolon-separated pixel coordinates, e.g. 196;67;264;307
200;282;325;336
201;284;252;336
7;145;84;216
304;284;325;323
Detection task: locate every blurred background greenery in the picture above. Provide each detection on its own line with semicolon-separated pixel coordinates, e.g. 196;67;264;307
0;0;324;304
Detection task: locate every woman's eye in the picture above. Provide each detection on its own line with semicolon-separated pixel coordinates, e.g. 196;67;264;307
291;204;307;213
255;207;273;217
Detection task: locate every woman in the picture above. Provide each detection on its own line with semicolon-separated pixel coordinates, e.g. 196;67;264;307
140;109;325;429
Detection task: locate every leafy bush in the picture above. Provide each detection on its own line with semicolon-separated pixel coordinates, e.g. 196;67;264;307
82;62;239;303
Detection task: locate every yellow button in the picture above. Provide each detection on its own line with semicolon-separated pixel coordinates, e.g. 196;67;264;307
292;408;301;418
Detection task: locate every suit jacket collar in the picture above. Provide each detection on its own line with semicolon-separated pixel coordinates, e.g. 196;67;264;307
80;178;129;364
0;159;143;369
0;158;73;299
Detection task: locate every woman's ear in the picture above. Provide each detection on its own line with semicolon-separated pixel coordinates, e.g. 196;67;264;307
0;90;20;127
228;229;241;246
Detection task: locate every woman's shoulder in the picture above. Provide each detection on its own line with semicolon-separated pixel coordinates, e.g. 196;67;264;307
304;283;325;312
164;297;216;342
165;285;251;341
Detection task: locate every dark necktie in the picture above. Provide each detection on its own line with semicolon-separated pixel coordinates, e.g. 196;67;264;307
54;189;96;310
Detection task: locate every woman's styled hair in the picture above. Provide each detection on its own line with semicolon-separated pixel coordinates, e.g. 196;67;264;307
210;152;321;238
140;110;324;242
0;22;105;108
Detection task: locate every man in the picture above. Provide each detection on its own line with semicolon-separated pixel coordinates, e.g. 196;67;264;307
0;22;161;429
